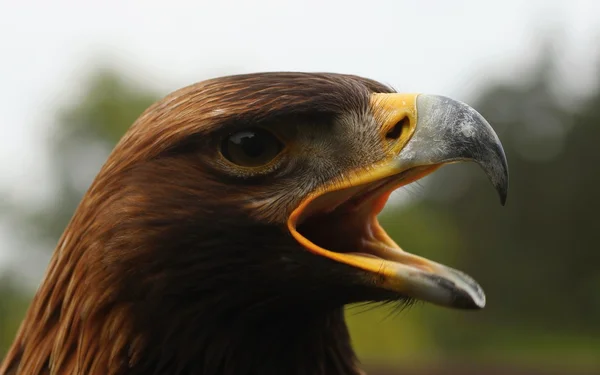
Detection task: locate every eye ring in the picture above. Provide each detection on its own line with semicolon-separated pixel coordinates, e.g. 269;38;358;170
220;127;285;169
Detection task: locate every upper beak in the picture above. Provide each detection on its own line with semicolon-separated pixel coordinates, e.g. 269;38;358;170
392;94;508;205
288;93;509;310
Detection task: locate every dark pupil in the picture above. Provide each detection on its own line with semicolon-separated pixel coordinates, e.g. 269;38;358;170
230;131;265;158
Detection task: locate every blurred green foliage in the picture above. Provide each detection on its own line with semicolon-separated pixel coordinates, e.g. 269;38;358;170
0;278;29;356
1;49;599;373
29;70;161;243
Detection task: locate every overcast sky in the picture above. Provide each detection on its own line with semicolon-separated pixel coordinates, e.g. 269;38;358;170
0;0;599;279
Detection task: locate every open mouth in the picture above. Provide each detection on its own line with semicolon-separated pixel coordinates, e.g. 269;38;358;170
287;165;487;310
294;167;435;262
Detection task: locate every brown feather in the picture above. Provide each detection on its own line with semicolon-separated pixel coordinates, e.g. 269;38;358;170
1;72;395;375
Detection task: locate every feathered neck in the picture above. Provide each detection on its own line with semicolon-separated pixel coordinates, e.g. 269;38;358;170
2;269;362;375
1;215;364;375
132;306;361;375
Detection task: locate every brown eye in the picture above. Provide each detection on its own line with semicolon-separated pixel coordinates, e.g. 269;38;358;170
221;128;284;167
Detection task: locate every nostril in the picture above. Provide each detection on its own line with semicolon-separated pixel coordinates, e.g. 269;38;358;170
386;116;410;140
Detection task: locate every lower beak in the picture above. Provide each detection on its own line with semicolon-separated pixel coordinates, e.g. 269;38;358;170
288;94;509;310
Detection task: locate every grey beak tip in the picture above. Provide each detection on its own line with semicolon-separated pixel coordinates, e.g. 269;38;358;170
453;293;486;310
494;168;509;206
500;189;508;206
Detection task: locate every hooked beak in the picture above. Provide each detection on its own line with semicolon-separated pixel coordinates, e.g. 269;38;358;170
287;93;508;310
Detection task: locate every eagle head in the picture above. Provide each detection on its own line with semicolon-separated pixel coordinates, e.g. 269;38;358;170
1;72;508;375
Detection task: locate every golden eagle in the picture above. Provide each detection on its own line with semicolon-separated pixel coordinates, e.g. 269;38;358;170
1;72;508;375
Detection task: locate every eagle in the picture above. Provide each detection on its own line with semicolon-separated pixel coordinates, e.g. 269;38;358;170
0;72;508;375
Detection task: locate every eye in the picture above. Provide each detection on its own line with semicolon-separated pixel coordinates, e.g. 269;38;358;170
221;127;284;167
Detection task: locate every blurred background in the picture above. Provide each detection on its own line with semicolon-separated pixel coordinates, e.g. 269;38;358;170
1;1;599;374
